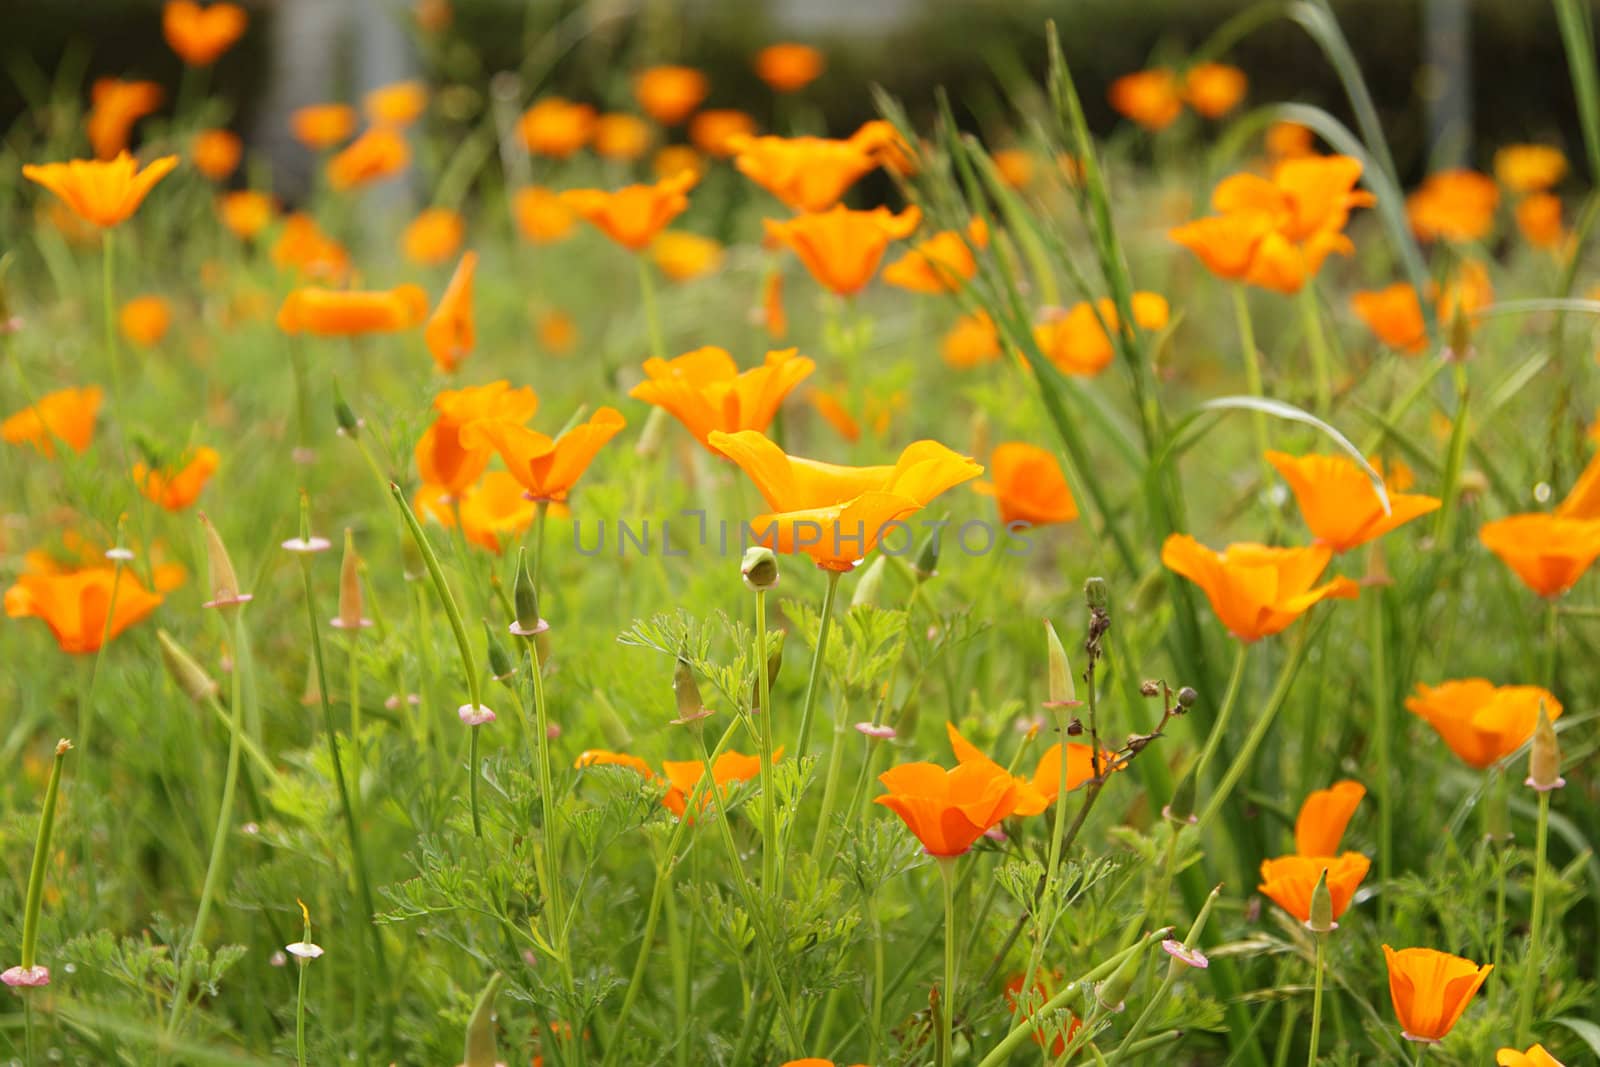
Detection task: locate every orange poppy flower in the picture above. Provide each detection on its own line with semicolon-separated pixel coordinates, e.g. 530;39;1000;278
518;96;596;158
537;309;578;354
24;152;178;229
709;430;981;571
327;127;410;190
1381;946;1491;1044
1108;69;1183;131
414;380;538;495
415;472;539;554
415;0;451;32
1294;779;1365;856
217;190;275;240
513;186;576;244
882;219;989;294
133;446;220;511
401;207;465;265
191;128;242;179
2;386;103;456
689;109;757;157
574;749;655;778
1497;1045;1567;1067
973;443;1078;528
363;80;428;128
942;310;1002;369
946;722;1107;816
1258;853;1370;926
119;296;171;347
754;43;825;93
1266;121;1316;160
1003;973;1083;1057
560;170;697;252
633;66;708;126
1405;680;1563;769
1265;451;1440;552
5;566;163;654
730;123;893;212
592;113;654;161
992;148;1036;191
631;346;815;454
764;204;921;297
653;145;706;183
163;0;246;66
761;270;787;340
276;284;428;336
461;408;627;503
86;79;165;160
270;214;350;281
874;760;1022;856
1479;513;1600;598
650;231;724;282
1032;292;1169;377
808;389;861;444
1516;192;1564;249
1350;283;1426;353
661;748;780;817
1555;445;1600;519
290;104;357;150
1406;169;1499;243
1437;259;1494;325
1160;536;1359;642
1182;63;1247;119
1494;145;1567;194
424;251;477;373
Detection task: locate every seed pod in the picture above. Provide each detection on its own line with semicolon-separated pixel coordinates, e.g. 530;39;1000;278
484;620;514;680
741;545;779;592
1526;700;1565;791
510;547;547;636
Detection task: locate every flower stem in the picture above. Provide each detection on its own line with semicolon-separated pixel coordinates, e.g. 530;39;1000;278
1232;284;1275;491
1514;789;1552;1044
1307;933;1325;1066
939;856;960;1067
294;937;311;1067
1015;699;1083;1039
1369;589;1393;927
101;229;122;416
533;499;550;598
1191;643;1250;795
794;569;843;758
19;739;71;970
467;725;482;837
754;588;778;892
1299;284;1332;416
637;255;667;361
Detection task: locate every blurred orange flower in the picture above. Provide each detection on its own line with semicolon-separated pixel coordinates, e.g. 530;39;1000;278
761;270;787;340
731;123;893;212
941;310;1001;369
86;79;164;159
754;43;825;93
662;749;780;817
327;127;410;190
1266;451;1440;552
1259;853;1370;926
1381;946;1490;1043
364;80;428;128
973;443;1078;528
1294;779;1365;856
1160;536;1359;641
1405;679;1561;769
415;380;538;495
874;760;1021;856
163;1;246;66
1350;283;1426;353
631;346;814;454
1109;69;1183;131
462;408;627;503
519;97;595;158
689;109;757;157
425;251;477;373
271;214;350;281
1494;144;1567;193
1479;513;1600;597
1003;973;1082;1058
653;145;706;183
764;204;921;297
633;66;708;126
882;219;988;294
191;128;242;179
134;446;220;511
561;170;697;251
512;186;576;244
2;387;103;456
119;296;172;347
1406;169;1499;242
290;104;357;150
538;308;578;354
415;472;539;554
415;0;451;33
401;207;465;265
5;567;163;654
1497;1045;1567;1067
650;231;724;282
1266;121;1316;160
1516;192;1564;249
217;190;275;240
992;148;1036;190
24;153;178;228
593;113;654;161
1033;291;1168;377
276;284;428;336
1182;63;1247;119
574;749;655;777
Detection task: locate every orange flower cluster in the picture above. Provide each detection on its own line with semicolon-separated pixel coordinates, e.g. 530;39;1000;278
3;387;103;457
630;347;814;454
1032;292;1169;377
1258;781;1369;926
1109;63;1247;130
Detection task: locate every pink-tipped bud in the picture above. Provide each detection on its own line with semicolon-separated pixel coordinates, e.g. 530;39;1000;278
158;629;219;703
331;528;371;631
1526;700;1564;791
199;512;252;610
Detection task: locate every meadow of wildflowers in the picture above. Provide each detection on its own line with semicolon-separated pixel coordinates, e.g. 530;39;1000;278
2;2;1599;1065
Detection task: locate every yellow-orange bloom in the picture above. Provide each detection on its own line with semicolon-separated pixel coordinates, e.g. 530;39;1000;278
1160;536;1359;642
191;128;242;179
653;145;706;183
1406;169;1499;242
276;284;428;336
1266;121;1316;160
290;104;357;150
519;97;595;158
809;389;861;444
86;79;165;159
163;1;246;66
1294;779;1365;857
1032;292;1168;377
882;219;989;294
689;109;757;157
593;113;654;161
1182;63;1247;119
973;443;1077;528
119;296;171;347
631;347;814;454
561;170;697;252
1108;69;1183;131
1350;283;1426;353
946;722;1108;816
992;148;1036;191
764;204;921;297
710;430;981;571
874;760;1021;856
5;567;163;654
401;207;465;265
24;152;178;228
731;123;893;212
133;446;220;511
1266;451;1440;552
761;270;787;340
425;251;477;373
2;387;103;457
1516;192;1564;249
574;748;655;778
415;472;539;554
414;380;538;495
1259;853;1369;925
754;43;825;93
538;308;578;354
1479;513;1600;598
650;231;724;282
217;190;275;240
461;408;627;503
1494;144;1567;194
1497;1044;1567;1067
633;66;708;126
661;749;780;817
1405;679;1562;769
363;80;428;128
1381;946;1491;1043
327;127;410;190
941;310;1001;369
513;185;576;244
271;214;350;281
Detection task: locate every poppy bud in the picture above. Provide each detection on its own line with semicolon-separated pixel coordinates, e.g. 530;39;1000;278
1084;576;1109;612
510;547;547;636
672;655;711;724
914;520;944;581
1306;867;1335;933
1447;305;1473;362
851;555;887;608
462;971;505;1067
1526;700;1564;791
748;633;784;712
484;620;514;680
1043;619;1077;709
332;378;359;437
331;528;370;631
741;545;780;591
1164;767;1198;824
1095;939;1142;1012
198;511;252;610
157;629;219;703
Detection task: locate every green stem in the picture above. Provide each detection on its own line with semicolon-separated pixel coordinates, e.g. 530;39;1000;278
1232;285;1275;490
1307;934;1325;1066
1541;600;1559;690
390;484;484;722
1300;284;1332;416
637;255;667;362
1192;643;1250;792
1514;790;1552;1044
525;638;565;948
794;569;842;758
101;229;122;417
939;856;960;1067
468;726;482;838
754;589;778;893
19;740;71;969
1016;699;1083;1038
533;500;550;598
294;936;310;1067
1370;588;1392;927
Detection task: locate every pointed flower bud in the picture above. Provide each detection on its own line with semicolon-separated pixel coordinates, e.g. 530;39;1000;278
1095;938;1143;1012
1084;576;1110;612
509;547;548;637
672;655;711;725
330;528;371;630
914;519;945;581
158;629;219;703
851;555;887;608
1163;767;1198;825
198;511;252;610
332;378;360;437
741;545;779;591
484;620;515;680
1526;700;1564;791
1043;619;1078;709
463;972;506;1067
1307;867;1336;933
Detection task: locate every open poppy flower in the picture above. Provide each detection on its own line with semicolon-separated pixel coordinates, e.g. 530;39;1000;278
1381;946;1491;1044
661;749;781;817
364;81;428;128
764;205;921;297
731;123;894;212
1497;1045;1567;1067
874;759;1022;856
271;214;350;281
1266;121;1316;160
24;152;179;228
946;721;1108;816
689;109;757;157
1479;513;1600;597
561;170;697;252
3;386;103;457
1266;451;1440;552
1160;536;1360;642
1032;292;1169;376
1108;69;1183;130
415;472;540;554
575;749;655;777
120;296;172;347
513;186;576;244
1405;679;1562;768
593;113;654;161
1494;145;1567;194
633;66;708;126
86;79;165;160
1516;192;1565;249
192;128;241;179
290;104;357;150
5;567;163;654
710;430;981;571
755;44;825;93
461;408;627;503
1350;283;1427;353
163;0;246;66
630;347;814;454
973;443;1078;528
134;446;220;511
414;381;539;495
327;127;410;190
518;97;595;158
276;284;428;336
1258;853;1370;926
424;251;477;373
402;208;465;265
650;231;724;282
882;219;989;294
1182;63;1247;119
1406;169;1499;243
1293;779;1365;857
941;310;1002;369
217;190;275;240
